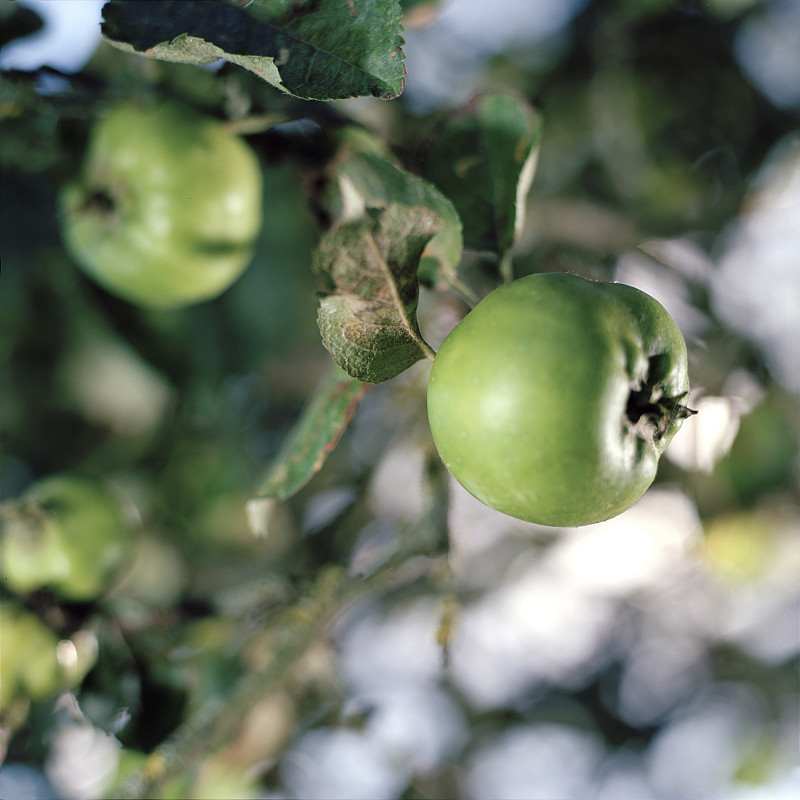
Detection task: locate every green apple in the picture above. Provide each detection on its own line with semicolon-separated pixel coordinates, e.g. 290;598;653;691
1;474;132;601
59;100;263;308
0;602;61;718
0;603;98;727
427;272;693;527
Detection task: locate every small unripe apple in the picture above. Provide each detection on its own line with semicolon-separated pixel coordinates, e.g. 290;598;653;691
59;100;263;308
0;602;61;716
0;474;132;601
0;603;98;727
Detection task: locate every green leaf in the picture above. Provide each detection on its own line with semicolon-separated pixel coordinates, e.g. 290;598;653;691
248;365;368;528
100;0;406;101
315;205;441;383
426;92;543;255
325;149;464;292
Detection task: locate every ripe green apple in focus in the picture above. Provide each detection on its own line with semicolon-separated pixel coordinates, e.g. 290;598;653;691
426;272;693;527
59;100;262;308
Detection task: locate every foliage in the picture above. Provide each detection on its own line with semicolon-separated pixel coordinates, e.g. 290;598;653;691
425;92;542;272
101;0;407;101
1;1;798;798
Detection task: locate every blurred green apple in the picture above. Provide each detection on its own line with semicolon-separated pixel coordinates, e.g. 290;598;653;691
59;100;263;308
0;602;61;720
1;474;132;601
0;603;98;726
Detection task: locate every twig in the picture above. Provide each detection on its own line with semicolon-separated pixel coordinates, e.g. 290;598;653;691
115;558;436;799
446;275;480;309
499;249;514;284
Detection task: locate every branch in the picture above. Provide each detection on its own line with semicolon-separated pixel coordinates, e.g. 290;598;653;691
115;557;437;799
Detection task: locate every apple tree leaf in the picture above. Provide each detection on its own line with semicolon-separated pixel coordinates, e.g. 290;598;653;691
325;150;463;292
315;205;441;383
425;92;543;255
100;0;406;101
248;364;368;529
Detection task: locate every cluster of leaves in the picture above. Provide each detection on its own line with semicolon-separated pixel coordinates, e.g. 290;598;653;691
86;0;543;513
255;104;541;511
0;0;544;517
0;0;543;785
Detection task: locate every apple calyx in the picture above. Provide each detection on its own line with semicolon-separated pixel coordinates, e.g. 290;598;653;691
83;189;115;214
1;496;48;530
77;183;126;225
626;368;695;441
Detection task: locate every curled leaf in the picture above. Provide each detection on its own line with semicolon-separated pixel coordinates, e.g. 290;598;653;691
315;205;441;383
326;150;464;292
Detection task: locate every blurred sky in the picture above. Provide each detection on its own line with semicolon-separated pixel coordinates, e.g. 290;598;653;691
0;0;103;72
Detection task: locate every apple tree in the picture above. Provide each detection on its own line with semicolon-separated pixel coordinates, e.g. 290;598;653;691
1;1;798;798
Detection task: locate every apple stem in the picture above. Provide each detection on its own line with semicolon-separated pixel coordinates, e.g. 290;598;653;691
224;113;291;136
499;250;514;284
447;276;480;309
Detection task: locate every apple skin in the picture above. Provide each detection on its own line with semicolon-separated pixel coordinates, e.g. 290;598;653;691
1;475;132;601
426;272;692;527
59;100;262;309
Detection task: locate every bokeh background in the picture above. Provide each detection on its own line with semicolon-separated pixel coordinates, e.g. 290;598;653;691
1;0;798;798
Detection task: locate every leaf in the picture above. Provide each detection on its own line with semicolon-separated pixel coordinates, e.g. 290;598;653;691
325;149;463;291
425;92;543;254
100;0;406;101
248;365;368;532
315;205;441;383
